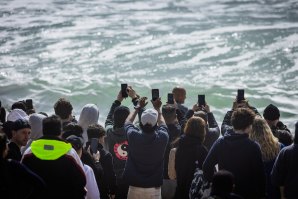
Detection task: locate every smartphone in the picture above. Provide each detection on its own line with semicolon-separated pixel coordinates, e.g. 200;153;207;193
152;89;159;101
167;93;174;104
198;95;206;107
25;99;33;110
90;138;99;154
237;89;245;102
121;83;128;98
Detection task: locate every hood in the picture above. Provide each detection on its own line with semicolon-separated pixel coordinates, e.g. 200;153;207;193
78;104;99;130
29;113;47;140
221;131;249;148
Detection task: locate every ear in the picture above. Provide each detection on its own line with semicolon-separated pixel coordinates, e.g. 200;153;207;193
11;130;17;138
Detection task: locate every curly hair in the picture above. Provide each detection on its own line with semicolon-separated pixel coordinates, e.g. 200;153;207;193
54;98;73;120
250;117;280;161
231;108;255;130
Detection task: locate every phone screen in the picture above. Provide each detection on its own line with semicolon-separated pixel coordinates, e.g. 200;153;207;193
198;95;206;106
167;93;174;104
90;138;99;154
121;84;128;98
152;89;159;101
26;99;33;110
237;89;245;102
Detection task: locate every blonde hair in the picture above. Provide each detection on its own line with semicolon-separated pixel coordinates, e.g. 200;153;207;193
250;117;280;161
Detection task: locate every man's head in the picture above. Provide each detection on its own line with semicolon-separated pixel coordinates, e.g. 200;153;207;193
11;118;31;147
184;116;206;144
172;86;186;104
54;98;73;120
140;108;158;133
263;104;280;121
11;101;27;112
87;123;105;140
113;106;130;128
42;115;62;137
231;108;255;132
194;111;208;124
66;135;84;151
62;122;83;140
211;170;235;196
162;104;176;124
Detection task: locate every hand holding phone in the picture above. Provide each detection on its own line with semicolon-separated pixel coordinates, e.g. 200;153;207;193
198;95;206;107
90;138;99;154
151;89;159;101
121;84;128;98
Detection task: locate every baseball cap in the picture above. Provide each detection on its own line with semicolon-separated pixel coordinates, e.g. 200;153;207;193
141;108;158;126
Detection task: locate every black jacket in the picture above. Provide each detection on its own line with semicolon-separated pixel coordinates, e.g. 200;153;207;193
85;142;117;199
175;135;208;199
0;158;46;199
203;131;266;199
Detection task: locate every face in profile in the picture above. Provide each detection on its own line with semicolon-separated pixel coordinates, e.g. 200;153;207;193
12;128;31;147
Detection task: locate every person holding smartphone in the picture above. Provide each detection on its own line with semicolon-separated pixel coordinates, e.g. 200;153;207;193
104;85;142;199
123;96;169;199
185;100;220;151
86;124;116;199
221;90;261;136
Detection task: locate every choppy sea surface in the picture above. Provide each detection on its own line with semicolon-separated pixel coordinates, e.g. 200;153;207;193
0;0;297;131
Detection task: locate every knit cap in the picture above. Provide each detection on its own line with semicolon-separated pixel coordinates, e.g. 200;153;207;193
263;104;280;121
13;118;31;131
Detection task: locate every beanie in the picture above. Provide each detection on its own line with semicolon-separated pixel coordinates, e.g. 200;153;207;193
113;106;130;128
263;104;280;121
13;119;31;131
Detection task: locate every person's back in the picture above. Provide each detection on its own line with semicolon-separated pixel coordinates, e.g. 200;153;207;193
105;89;133;198
271;121;298;199
203;108;266;199
22;115;86;199
123;97;169;199
174;117;208;199
250;117;283;199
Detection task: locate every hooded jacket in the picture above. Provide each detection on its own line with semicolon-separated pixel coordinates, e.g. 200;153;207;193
203;131;266;199
22;136;86;199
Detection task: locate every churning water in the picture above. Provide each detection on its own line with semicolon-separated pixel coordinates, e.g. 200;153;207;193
0;0;297;131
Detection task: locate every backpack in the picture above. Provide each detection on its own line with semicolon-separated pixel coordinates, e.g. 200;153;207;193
189;161;211;199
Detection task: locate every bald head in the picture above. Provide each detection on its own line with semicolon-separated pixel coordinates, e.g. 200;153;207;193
172;86;186;104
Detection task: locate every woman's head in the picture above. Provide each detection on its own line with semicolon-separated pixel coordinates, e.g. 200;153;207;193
250;117;279;161
184;116;206;144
